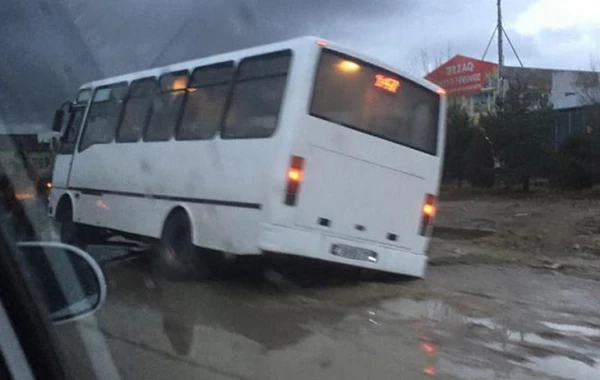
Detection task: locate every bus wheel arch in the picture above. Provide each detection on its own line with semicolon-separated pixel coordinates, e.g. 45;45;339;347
55;194;74;222
161;206;196;242
55;194;85;248
154;206;212;281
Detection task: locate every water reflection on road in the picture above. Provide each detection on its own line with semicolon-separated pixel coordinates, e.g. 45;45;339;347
86;262;432;380
60;247;600;380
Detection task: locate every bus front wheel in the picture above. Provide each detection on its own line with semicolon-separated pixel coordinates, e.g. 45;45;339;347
154;211;213;281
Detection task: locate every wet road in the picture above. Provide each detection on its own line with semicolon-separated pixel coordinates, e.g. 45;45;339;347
56;246;600;380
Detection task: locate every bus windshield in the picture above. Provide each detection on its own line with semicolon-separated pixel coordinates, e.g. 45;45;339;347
310;49;440;155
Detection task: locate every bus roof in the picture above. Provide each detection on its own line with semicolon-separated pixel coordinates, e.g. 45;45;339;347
80;36;441;94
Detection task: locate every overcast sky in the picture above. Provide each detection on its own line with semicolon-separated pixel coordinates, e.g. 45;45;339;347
1;0;599;127
337;0;600;73
8;0;600;78
60;0;599;76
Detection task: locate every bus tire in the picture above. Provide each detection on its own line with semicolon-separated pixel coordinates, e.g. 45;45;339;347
154;211;212;281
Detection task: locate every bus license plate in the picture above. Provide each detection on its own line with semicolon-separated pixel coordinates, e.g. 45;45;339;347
330;244;378;263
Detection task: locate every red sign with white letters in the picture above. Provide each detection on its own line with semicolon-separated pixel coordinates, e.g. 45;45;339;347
425;55;498;96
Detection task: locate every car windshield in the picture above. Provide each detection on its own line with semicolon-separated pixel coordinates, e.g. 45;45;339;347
1;1;600;380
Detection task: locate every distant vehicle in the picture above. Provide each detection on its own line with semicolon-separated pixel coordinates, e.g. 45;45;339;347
48;37;446;280
0;133;54;201
0;134;55;241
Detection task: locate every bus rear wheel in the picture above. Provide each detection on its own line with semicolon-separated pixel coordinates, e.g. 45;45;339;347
154;211;213;281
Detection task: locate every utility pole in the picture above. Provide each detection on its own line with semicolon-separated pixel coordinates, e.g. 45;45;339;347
482;0;522;98
497;0;504;95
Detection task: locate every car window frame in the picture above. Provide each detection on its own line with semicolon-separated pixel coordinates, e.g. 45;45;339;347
0;296;33;380
0;229;65;380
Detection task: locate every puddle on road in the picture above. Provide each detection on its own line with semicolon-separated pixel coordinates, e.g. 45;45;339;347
98;264;600;380
377;298;464;323
373;299;600;380
526;356;599;380
542;321;600;337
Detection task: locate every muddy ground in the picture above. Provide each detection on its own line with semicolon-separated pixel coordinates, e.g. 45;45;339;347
430;195;600;279
56;254;600;380
51;194;600;379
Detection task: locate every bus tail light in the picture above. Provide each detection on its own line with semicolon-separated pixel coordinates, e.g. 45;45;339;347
284;156;304;206
419;194;437;236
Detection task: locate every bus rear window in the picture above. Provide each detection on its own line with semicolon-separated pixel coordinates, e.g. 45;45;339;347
310;50;440;155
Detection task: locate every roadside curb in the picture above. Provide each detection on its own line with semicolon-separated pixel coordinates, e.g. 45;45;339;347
429;251;600;282
428;252;516;266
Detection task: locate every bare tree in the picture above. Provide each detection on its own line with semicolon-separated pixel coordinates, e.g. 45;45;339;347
411;44;453;77
574;56;600;106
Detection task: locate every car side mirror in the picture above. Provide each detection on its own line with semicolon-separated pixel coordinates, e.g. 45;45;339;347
17;242;106;324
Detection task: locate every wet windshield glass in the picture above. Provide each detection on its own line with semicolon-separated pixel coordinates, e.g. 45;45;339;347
1;1;600;380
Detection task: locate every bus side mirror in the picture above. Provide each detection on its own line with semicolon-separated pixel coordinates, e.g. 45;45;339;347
52;102;74;133
50;136;60;153
52;109;65;133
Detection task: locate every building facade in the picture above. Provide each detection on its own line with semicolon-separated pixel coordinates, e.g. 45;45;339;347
426;55;600;147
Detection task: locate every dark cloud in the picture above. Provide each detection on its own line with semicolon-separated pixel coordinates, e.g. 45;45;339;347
0;0;101;129
0;0;416;128
1;0;596;129
0;0;387;127
64;0;417;74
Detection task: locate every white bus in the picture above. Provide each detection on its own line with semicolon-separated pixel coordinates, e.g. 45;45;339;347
48;37;446;280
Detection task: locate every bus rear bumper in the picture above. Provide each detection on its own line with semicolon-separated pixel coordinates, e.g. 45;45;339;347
258;223;427;278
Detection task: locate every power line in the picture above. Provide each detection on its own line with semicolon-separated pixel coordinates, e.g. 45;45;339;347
502;27;524;67
482;25;498;61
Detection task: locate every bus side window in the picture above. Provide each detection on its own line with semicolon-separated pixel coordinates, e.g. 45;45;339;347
117;78;157;143
79;83;128;151
178;62;234;141
411;104;436;154
144;71;188;142
222;51;291;139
